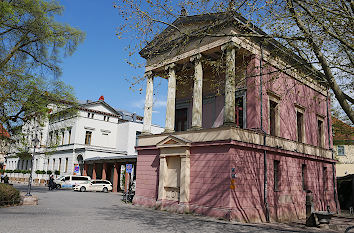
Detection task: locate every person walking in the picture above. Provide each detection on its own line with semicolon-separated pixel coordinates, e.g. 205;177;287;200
3;175;9;184
48;175;54;190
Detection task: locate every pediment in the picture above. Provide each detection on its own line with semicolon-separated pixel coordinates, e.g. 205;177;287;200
156;135;191;148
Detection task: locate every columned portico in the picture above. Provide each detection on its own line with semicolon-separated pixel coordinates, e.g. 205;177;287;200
92;163;97;179
142;71;154;134
102;163;107;180
190;54;203;130
222;42;238;125
164;63;176;133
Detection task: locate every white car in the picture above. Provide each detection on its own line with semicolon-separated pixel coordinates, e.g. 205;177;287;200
73;180;113;193
55;175;91;189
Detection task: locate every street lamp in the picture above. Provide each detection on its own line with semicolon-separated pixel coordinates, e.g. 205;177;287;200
26;134;39;196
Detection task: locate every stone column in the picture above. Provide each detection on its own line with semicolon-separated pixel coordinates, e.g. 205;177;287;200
221;42;238;125
158;155;167;200
191;54;203;130
165;63;176;133
92;163;97;180
83;164;88;176
102;163;107;180
113;162;119;192
142;71;154;134
180;151;190;204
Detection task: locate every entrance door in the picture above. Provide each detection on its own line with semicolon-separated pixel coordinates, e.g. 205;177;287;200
175;108;188;132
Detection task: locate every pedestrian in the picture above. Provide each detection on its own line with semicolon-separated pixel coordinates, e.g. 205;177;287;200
1;173;4;183
48;175;54;190
3;174;9;184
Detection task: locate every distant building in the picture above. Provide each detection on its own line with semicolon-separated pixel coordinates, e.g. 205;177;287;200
5;97;163;191
134;13;337;222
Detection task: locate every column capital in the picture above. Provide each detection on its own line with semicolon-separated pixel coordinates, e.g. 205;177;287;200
221;42;239;51
165;63;176;71
190;53;202;63
144;70;153;77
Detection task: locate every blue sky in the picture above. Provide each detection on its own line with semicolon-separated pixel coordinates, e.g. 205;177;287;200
57;0;167;127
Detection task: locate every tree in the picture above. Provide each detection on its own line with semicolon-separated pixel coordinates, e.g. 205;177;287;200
114;0;354;124
0;0;85;135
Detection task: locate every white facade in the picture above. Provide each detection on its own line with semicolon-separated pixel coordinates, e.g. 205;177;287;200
5;100;163;178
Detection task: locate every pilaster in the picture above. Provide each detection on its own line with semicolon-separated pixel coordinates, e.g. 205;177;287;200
158;155;167;200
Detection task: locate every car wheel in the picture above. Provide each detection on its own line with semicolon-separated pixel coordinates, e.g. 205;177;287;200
56;184;61;189
103;187;108;193
80;186;86;192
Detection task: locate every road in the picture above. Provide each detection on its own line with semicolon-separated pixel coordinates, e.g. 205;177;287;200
0;184;332;233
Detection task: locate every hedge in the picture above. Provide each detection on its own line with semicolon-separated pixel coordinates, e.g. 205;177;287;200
0;183;21;206
35;170;46;174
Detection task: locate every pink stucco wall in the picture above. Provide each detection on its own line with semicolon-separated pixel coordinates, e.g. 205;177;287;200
246;55;332;149
134;141;337;222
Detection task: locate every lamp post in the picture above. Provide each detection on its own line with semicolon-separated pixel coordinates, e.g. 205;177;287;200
26;134;39;196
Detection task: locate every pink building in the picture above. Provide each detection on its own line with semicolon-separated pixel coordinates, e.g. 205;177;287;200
133;13;337;222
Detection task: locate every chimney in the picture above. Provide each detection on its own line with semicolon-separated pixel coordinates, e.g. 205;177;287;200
99;95;104;101
132;113;137;122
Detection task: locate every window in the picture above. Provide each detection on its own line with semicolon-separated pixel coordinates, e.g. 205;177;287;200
68;129;72;144
302;164;307;190
337;145;345;156
47;159;50;171
175;108;188;131
317;119;323;147
35;159;38;170
323;166;328;190
55;130;59;145
269;100;278;136
64;176;70;181
58;158;62;171
61;131;65;145
49;131;53;145
52;159;55;171
235;97;244;128
85;131;92;145
65;158;68;173
297;111;304;143
274;160;280;191
72;176;89;181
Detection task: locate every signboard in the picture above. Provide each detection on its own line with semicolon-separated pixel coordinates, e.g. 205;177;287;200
73;164;80;175
126;164;133;173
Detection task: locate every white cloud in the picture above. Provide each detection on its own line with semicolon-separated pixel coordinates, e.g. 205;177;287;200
132;97;166;110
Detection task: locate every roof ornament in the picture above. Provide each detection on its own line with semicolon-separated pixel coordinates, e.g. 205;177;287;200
180;6;188;17
99;95;104;101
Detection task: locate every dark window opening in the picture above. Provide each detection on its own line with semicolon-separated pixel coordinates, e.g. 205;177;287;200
318;119;323;147
175;108;188;132
85;131;92;145
270;101;277;136
274;160;280;191
297;111;304;143
235;97;244;128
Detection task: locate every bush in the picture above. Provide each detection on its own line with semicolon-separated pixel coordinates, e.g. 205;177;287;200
0;183;21;206
5;170;13;173
46;170;52;175
35;170;46;174
54;170;60;175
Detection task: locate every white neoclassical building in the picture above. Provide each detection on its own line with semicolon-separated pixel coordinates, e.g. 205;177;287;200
5;97;163;190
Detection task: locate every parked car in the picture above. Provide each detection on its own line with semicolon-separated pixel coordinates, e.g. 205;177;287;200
73;180;112;193
54;175;91;189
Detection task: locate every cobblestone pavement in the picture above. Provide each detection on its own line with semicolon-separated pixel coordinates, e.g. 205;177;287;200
0;184;345;233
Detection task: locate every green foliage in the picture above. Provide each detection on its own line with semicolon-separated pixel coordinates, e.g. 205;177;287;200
5;170;13;173
46;170;52;175
0;0;85;137
35;170;46;174
0;183;21;206
54;170;60;175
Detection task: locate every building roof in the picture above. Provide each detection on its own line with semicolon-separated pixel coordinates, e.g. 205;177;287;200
332;117;354;145
140;12;326;85
0;123;10;138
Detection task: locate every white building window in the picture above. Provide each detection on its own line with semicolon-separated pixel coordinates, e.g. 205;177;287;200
85;131;92;145
337;146;345;156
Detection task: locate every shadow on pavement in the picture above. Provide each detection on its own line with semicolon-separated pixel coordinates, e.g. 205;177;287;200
96;204;327;233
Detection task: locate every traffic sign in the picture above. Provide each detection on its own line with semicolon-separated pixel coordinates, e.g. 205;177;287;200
126;164;133;173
